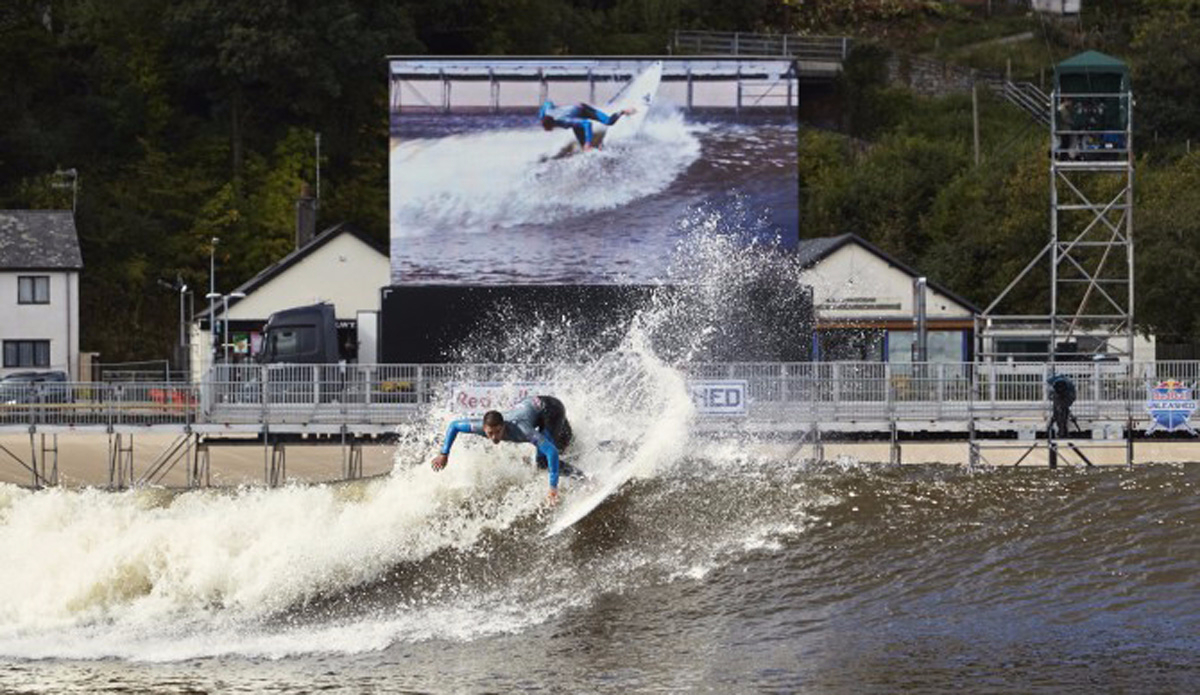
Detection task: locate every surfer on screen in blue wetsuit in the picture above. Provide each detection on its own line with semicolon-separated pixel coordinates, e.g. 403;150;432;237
539;101;636;150
431;395;575;505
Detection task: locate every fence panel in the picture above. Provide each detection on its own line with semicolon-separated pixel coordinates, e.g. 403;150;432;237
3;361;1194;431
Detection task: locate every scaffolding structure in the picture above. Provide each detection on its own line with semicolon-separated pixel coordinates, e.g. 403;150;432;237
972;51;1136;466
977;51;1135;363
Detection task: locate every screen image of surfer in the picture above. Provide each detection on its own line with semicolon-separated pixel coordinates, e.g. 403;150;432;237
388;58;799;286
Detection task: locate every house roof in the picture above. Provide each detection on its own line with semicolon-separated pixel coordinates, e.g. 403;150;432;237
196;222;387;318
0;210;83;270
795;233;980;314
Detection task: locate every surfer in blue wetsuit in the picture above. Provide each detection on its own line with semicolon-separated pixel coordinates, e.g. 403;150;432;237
539;101;636;150
432;395;575;504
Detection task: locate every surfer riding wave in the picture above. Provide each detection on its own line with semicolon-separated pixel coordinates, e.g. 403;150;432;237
540;101;636;150
432;395;576;504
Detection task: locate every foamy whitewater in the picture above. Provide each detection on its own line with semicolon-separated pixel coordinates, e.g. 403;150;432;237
0;229;779;664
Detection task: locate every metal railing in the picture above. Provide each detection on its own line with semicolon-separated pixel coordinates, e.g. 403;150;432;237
0;381;199;427
673;30;851;61
0;362;1191;431
984;78;1051;125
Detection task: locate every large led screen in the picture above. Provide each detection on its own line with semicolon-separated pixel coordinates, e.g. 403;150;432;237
389;58;798;285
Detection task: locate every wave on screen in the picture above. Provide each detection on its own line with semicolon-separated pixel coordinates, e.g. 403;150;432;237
390;107;703;236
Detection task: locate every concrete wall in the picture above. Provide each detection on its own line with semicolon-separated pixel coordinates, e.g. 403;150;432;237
886;54;984;99
0;270;80;378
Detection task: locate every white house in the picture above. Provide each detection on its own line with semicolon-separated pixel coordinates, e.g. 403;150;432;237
796;234;978;362
0;211;83;379
191;222;389;379
1031;0;1081;16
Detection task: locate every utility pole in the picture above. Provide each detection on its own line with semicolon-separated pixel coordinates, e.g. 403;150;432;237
972;83;981;165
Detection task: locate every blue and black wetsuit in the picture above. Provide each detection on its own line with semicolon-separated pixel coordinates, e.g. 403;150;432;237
539;101;627;148
439;395;575;488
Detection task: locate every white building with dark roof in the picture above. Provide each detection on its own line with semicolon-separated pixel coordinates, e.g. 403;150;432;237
0;211;83;378
796;234;978;362
191;222;389;379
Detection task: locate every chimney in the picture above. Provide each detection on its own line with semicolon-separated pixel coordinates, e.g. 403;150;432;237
296;183;317;249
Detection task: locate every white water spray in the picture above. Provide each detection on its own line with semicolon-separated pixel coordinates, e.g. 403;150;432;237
0;209;818;660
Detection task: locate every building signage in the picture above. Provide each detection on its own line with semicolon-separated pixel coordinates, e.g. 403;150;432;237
818;297;902;312
691;380;748;416
447;382;548;416
449;380;749;417
1145;379;1198;435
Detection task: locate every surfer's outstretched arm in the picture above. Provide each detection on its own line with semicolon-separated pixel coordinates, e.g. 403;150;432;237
432;419;472;470
536;438;561;504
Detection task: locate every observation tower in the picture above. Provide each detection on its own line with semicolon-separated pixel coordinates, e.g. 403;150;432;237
977;50;1134;362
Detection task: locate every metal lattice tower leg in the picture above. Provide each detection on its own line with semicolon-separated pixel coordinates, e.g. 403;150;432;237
978;80;1135;362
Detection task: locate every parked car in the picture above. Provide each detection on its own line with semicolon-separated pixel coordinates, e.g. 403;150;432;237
0;371;73;404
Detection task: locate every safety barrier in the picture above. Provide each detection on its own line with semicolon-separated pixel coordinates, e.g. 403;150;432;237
672;30;851;62
0;381;199;428
0;362;1190;431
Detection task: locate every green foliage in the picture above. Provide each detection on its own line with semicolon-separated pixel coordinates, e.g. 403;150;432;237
802;131;968;260
1135;152;1200;341
923;141;1049;312
795;0;952;33
940;36;1058;84
838;43;898;138
1130;1;1200;142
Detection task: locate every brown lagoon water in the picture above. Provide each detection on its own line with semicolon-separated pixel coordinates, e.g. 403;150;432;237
1;457;1197;693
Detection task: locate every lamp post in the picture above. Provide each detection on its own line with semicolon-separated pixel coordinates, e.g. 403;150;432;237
208;237;218;369
206;291;247;363
178;281;189;374
158;276;191;374
179;283;188;346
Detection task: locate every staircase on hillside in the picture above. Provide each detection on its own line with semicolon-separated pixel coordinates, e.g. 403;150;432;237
983;78;1052;126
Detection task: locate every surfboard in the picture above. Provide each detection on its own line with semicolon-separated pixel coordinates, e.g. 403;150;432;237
548;60;663;158
592;60;662;148
544;454;641;537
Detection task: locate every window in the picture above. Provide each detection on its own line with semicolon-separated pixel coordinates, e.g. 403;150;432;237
18;276;50;304
817;329;885;361
888;331;968;363
266;326;316;359
3;340;51;368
